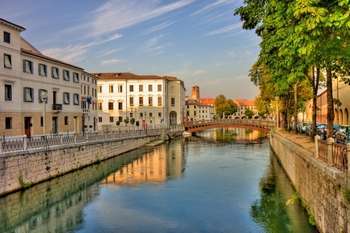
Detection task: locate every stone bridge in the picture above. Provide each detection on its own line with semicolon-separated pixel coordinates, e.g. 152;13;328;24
184;119;275;133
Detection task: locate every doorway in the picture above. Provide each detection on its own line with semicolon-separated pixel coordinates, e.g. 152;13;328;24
52;117;58;134
24;117;32;138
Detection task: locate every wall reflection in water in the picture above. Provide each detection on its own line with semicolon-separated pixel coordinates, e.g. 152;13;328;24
0;140;185;233
251;152;317;233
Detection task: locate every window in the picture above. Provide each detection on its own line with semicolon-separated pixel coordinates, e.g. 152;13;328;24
140;113;143;117
63;92;70;105
148;84;153;92
130;97;134;106
109;102;114;110
130;112;133;118
63;70;70;81
38;64;47;77
157;84;162;92
118;102;123;110
73;72;79;83
38;89;48;103
129;85;134;92
118;116;123;122
158;96;162;107
118;85;123;93
158;112;162;117
139;97;144;106
171;97;175;107
148;97;153;106
4;84;12;101
99;117;102;123
83;85;86;95
40;117;44;127
73;94;79;105
5;117;12;129
98;85;102;93
3;31;10;44
110;117;114;123
64;116;69;125
109;84;114;93
98;102;102;110
4;54;12;69
139;85;143;92
23;87;34;102
149;112;153;117
52;67;59;79
23;60;33;74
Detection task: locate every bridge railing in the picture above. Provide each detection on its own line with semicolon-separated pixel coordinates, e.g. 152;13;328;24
184;119;276;129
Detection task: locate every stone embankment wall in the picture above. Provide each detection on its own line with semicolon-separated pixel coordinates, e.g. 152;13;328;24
270;131;350;233
0;132;181;196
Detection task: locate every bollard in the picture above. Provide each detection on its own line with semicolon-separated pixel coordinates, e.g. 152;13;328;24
327;137;335;165
315;135;320;158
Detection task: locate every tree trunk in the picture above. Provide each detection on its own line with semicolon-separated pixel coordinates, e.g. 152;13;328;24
293;82;298;132
326;68;334;138
311;67;320;138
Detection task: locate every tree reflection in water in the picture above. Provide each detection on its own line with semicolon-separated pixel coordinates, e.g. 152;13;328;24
251;154;318;233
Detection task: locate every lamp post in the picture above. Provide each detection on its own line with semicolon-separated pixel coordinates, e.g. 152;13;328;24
41;92;48;135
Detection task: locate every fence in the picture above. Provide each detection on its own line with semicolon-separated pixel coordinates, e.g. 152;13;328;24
316;137;349;172
0;125;184;155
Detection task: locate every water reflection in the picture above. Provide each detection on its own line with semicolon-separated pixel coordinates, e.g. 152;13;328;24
0;128;316;233
251;154;317;233
195;128;267;144
101;140;185;186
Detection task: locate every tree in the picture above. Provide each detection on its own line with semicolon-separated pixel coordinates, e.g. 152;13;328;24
214;95;237;118
245;108;254;119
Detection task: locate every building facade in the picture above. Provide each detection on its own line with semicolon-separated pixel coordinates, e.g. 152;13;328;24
0;18;93;137
232;99;257;118
81;72;97;133
95;73;185;130
305;79;350;125
185;99;215;121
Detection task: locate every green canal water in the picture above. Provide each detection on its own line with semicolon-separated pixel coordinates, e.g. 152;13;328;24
0;128;317;233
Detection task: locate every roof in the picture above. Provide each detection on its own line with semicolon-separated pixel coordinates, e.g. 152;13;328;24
234;99;255;107
94;72;182;82
21;49;84;70
0;18;25;31
200;98;215;106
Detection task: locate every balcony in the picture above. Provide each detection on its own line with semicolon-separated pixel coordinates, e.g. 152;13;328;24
52;104;62;111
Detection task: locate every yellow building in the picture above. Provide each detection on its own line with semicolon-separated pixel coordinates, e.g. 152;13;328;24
0;18;94;136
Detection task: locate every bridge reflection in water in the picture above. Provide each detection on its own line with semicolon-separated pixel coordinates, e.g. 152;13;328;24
0;141;185;233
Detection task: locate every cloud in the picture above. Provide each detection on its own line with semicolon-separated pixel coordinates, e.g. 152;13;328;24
145;21;175;35
192;0;234;16
101;59;125;65
42;33;122;63
144;34;170;55
66;0;195;38
206;23;242;36
99;48;124;58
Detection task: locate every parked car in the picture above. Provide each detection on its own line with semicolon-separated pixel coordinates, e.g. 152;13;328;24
335;126;350;144
316;124;327;140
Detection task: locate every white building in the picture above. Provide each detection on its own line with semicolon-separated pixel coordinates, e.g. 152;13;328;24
0;18;88;136
81;72;97;133
186;99;215;121
95;73;185;130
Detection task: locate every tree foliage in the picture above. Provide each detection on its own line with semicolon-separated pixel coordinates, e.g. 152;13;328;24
214;95;237;118
235;0;350;135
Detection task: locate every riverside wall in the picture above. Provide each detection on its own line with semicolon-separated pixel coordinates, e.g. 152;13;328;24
0;131;182;197
270;131;350;233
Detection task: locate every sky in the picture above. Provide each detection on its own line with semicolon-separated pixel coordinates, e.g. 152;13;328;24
1;0;260;99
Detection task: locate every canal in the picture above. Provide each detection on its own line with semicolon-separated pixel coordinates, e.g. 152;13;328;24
0;128;317;233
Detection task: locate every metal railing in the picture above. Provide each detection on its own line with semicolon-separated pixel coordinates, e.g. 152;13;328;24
184;119;276;130
0;125;184;155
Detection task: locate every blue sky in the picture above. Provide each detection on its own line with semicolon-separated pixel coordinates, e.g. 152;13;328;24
1;0;260;99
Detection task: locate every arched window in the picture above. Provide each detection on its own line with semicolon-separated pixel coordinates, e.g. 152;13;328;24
335;109;339;124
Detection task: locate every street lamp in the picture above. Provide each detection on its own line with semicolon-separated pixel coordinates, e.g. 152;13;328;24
41;92;48;135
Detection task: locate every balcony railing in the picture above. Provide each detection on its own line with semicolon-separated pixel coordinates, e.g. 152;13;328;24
52;104;62;111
